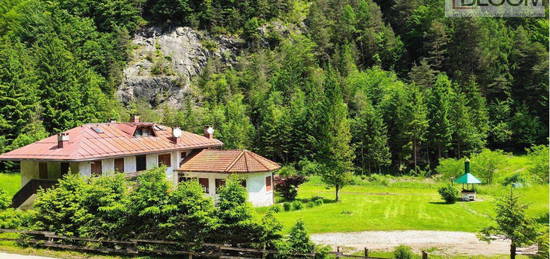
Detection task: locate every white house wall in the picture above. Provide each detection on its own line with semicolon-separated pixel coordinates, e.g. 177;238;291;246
102;159;115;176
124;156;136;172
79;162;91;177
182;171;274;207
146;154;158;170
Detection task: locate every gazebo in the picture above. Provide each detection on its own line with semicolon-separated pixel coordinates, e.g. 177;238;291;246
454;159;482;201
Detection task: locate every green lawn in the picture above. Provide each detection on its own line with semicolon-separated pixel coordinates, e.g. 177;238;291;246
260;177;548;233
0;173;20;197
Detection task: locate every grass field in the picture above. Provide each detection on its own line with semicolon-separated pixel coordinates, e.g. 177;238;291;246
0;173;20;197
259;176;548;234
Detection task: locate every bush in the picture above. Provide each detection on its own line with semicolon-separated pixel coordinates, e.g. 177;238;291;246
283;202;292;211
314;199;324;206
270;205;282;213
0;209;34;229
527;145;549;184
306;202;315;208
0;188;10;210
291;201;303;210
436;149;510;183
276;166;307;201
393;245;414;259
367;174;391;186
438;184;460;204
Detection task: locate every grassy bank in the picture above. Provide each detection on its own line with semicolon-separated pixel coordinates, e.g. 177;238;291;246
0;173;20;197
260;176;548;234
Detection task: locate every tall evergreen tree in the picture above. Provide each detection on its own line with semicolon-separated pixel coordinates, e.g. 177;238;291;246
427;74;454;163
351;98;390;174
316;71;354;201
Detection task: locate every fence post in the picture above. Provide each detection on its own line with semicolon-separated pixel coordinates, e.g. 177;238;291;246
364;247;369;258
336;246;341;258
422;250;428;259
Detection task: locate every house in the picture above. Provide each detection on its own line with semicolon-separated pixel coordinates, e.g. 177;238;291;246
0;116;280;208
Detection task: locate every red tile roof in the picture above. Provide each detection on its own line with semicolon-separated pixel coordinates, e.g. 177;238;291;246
0;123;223;161
178;149;280;173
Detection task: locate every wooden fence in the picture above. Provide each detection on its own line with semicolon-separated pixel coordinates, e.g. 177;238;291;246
0;229;429;259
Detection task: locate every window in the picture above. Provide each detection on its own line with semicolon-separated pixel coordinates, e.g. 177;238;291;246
136;155;146;171
178;175;194;183
266;176;272;191
240;179;247;188
114;158;124;172
158;154;171;167
60;162;70;176
38;162;48;179
215;179;225;191
134;127;154;137
91;160;102;176
199;178;209;193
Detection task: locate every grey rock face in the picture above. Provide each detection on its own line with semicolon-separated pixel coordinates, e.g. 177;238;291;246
117;26;244;108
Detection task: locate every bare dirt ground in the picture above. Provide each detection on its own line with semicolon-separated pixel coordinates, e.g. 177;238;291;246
311;230;536;256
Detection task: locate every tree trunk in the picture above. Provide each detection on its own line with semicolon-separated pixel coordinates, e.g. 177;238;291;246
510;243;516;259
335;185;340;202
413;139;418;169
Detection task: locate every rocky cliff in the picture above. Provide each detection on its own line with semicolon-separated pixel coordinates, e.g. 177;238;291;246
117;26;245;108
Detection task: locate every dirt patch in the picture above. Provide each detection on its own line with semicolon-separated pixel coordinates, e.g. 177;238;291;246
310;230;535;256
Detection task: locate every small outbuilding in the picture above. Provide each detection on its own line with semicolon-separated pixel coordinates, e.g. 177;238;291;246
454;159;482;201
177;149;280;207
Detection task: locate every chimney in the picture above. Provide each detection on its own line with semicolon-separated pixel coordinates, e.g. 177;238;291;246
204;126;214;139
57;133;69;148
131;115;140;123
172;127;182;144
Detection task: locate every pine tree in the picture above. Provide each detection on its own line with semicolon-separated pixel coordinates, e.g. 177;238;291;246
404;84;428;169
450;88;481;158
286;220;315;254
255;91;292;162
425;21;449;71
0;40;39;141
480;188;539;259
218;94;255;149
317;71;354;201
408;59;436;89
427;74;454;164
351;99;391;174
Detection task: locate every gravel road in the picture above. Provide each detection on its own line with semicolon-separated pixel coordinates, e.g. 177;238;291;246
310;230;527;256
0;252;57;259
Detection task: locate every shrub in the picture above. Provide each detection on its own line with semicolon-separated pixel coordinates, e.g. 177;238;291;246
314;199;324;206
276;165;307;201
502;173;527;187
527;145;549;184
291;201;303;210
283;202;292;211
367;174;391;186
0;209;34;229
437;149;510;183
306;202;315;208
438;184;460;204
393;245;414;259
0;188;10;210
270;205;282;213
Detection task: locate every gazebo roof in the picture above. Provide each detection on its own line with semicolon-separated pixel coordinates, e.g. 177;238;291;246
454;173;482;184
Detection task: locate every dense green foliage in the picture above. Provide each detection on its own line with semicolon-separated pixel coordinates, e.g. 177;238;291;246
479;188;541;259
0;188;9;210
0;0;548;179
393;245;414;259
28;169;291;249
438;184;459;204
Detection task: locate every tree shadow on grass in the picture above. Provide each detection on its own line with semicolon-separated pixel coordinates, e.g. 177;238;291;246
429;201;455;205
